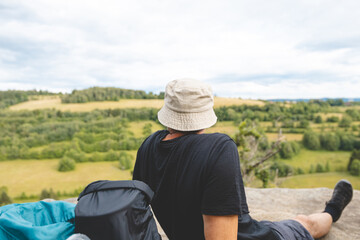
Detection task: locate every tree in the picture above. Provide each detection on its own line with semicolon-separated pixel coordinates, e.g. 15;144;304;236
58;157;76;172
326;116;339;122
0;186;12;206
256;170;269;188
299;119;310;128
142;123;153;136
348;149;360;172
320;133;340;151
279;142;294;159
339;115;352;128
314;115;323;123
234;120;282;181
119;152;133;170
39;188;58;200
349;160;360;176
279;141;301;159
303;131;321;150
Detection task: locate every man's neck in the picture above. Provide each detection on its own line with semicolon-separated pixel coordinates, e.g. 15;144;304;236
162;128;205;141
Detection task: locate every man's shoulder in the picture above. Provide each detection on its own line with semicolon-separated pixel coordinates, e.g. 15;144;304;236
200;132;235;144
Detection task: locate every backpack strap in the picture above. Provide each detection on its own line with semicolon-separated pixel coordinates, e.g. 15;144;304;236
78;180;154;202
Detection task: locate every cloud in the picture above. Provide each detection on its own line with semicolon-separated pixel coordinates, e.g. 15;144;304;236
0;0;359;98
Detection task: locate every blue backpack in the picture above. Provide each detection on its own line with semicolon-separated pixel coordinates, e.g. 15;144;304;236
0;201;75;240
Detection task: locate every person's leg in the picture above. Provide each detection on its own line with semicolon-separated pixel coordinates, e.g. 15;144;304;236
293;213;332;239
293;179;353;239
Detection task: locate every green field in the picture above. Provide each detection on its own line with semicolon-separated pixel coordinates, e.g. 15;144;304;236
9;96;265;112
0;158;134;199
128;120;164;138
280;149;351;173
279;172;360;190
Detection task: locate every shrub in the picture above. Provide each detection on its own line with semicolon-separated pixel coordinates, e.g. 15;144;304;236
282;120;294;128
279;141;300;159
119;152;132;170
65;149;87;162
58;157;76;172
314;116;323;123
326;116;340;122
39;188;58;200
303;131;321;150
320;133;340;151
315;163;325;173
298;119;310;128
270;162;293;177
309;164;315;173
142;123;152;136
339;115;352;128
339;134;354;151
349;160;360;176
256;169;269;188
0;186;12;206
295;167;305;175
348;149;360;172
105;150;119;161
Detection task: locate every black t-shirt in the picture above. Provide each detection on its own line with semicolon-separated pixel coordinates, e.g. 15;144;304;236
133;130;279;240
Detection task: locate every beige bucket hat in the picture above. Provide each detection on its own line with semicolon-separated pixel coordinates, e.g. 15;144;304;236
157;78;217;131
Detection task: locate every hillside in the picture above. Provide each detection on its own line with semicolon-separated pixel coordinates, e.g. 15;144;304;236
9;96;265;111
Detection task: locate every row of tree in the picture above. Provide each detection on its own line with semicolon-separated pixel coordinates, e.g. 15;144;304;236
302;131;360;151
0;90;55;109
61;87;164;103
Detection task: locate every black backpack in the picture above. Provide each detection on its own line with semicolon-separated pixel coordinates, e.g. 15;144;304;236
75;180;162;240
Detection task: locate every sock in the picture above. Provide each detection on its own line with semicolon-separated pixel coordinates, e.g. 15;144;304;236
324;203;341;222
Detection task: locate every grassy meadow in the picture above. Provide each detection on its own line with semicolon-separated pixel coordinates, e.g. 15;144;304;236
279;172;360;190
0;159;133;199
9;96;265;112
1;92;360;204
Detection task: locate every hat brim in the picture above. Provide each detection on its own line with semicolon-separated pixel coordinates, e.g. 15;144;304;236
158;105;217;131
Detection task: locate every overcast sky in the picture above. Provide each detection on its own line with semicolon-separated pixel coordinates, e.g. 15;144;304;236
0;0;359;99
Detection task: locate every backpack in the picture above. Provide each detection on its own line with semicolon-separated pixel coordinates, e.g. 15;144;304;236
75;180;162;240
0;201;75;240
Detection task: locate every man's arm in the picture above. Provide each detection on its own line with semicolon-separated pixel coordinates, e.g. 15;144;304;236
203;214;238;240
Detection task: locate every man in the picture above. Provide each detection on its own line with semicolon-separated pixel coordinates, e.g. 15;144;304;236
133;79;353;240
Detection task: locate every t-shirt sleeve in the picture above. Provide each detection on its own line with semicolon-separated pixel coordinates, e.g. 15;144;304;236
201;139;242;216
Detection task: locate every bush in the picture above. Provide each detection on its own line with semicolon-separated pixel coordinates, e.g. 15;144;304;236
256;169;269;188
295;167;305;175
281;119;294;128
298;119;310;128
39;188;58;200
349;159;360;176
279;141;300;159
315;163;325;173
326;116;340;122
270;162;293;177
348;149;360;172
119;152;132;170
339;134;354;151
303;131;321;150
339;115;352;128
320;133;340;151
142;123;152;136
58;157;76;172
314;115;323;123
0;186;12;206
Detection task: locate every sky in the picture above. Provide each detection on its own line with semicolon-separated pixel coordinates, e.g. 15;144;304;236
0;0;359;99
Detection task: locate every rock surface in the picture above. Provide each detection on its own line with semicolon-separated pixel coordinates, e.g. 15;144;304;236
60;187;360;240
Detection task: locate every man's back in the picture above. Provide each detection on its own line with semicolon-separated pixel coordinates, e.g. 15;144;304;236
133;130;277;240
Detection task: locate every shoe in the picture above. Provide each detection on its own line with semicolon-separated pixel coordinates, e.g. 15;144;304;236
326;179;353;222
